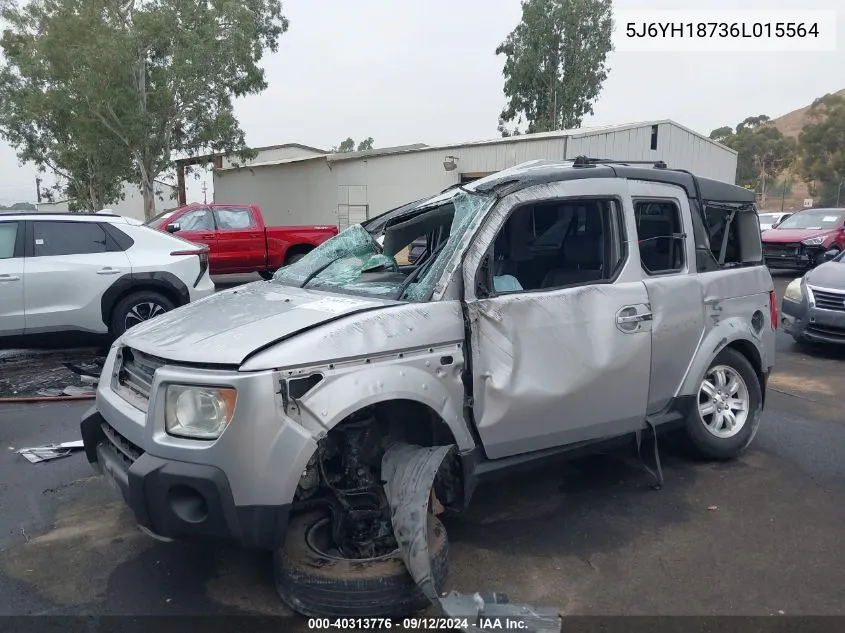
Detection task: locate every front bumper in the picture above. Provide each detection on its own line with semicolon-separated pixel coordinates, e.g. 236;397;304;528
81;407;290;549
781;294;845;344
763;243;824;269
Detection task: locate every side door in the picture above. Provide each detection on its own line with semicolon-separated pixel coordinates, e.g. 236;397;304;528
23;220;132;334
167;206;217;260
211;206;266;273
628;181;705;414
461;179;652;459
0;220;25;335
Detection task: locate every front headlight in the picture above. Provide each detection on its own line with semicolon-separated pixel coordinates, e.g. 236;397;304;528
802;236;826;246
784;278;804;302
165;385;237;439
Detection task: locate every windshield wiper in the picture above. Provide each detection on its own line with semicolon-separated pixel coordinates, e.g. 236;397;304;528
393;241;449;301
299;255;347;288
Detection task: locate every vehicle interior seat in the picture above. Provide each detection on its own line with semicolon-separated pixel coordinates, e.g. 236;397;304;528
541;233;604;288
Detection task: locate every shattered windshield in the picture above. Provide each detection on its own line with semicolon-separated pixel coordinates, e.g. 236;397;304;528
271;191;494;301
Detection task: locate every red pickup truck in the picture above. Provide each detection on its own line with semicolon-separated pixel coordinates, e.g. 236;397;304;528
146;203;338;278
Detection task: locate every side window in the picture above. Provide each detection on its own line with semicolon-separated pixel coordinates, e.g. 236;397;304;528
177;209;215;231
0;222;19;259
214;207;255;230
634;201;685;275
33;222;107;257
484;198;625;294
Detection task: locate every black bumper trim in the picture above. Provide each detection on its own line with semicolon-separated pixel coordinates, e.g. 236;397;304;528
81;408;290;550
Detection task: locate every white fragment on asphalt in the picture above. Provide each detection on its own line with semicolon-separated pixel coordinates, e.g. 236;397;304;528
62;385;96;396
16;440;84;464
708;505;719;511
778;610;785;615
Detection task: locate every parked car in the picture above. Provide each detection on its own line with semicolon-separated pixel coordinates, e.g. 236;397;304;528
761;208;845;269
81;160;775;619
146;203;338;278
781;248;845;344
758;211;792;232
0;212;214;338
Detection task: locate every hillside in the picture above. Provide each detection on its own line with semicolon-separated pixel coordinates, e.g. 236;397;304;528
760;88;845;211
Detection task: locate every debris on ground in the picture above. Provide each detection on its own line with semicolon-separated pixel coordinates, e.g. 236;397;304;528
16;440;85;464
0;348;104;401
440;591;562;633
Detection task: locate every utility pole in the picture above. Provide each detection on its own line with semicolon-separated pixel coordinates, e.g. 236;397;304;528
201;180;208;204
35;177;42;204
780;179;787;213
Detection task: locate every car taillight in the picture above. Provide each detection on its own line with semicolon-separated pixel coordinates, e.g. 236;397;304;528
171;247;209;287
769;289;777;330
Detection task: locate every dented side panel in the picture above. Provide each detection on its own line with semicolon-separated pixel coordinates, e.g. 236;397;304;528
677;266;776;397
242;301;474;451
459;180;653;460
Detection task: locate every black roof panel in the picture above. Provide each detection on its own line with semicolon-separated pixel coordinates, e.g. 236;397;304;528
473;161;755;204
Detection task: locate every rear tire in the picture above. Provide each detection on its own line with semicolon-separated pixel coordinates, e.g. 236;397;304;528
258;270;275;280
110;291;175;337
274;510;449;618
285;249;312;265
681;348;762;460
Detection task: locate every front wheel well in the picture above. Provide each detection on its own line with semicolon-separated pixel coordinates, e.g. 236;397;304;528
294;400;463;513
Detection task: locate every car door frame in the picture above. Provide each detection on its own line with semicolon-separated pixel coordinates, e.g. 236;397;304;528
211;205;266;273
22;219;133;334
628;181;705;414
164;205;218;262
460;178;653;459
0;219;26;335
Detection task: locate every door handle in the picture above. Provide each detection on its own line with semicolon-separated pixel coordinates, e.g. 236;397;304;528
616;313;652;324
616;305;653;333
97;267;120;275
0;274;20;281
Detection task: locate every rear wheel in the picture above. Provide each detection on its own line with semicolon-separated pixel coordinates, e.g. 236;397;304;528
110;291;175;337
681;348;762;460
285;247;313;265
258;270;275;280
274;510;449;618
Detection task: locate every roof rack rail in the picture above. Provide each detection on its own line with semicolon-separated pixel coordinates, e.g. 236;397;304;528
571;156;668;169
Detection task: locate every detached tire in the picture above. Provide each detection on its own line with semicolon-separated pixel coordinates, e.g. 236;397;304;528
110;291;175;337
274;511;449;618
682;348;763;460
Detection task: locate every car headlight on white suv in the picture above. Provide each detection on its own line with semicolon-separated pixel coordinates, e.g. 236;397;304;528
164;385;237;439
784;278;804;303
802;236;826;246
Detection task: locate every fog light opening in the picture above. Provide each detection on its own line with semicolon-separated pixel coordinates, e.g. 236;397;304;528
168;485;209;524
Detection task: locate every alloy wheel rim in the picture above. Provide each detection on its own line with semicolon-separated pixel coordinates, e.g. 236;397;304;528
124;302;166;330
697;365;750;439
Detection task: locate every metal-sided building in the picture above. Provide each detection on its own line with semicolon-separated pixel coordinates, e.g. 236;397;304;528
213;121;737;229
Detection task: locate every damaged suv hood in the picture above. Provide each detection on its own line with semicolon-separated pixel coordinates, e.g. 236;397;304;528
120;282;399;365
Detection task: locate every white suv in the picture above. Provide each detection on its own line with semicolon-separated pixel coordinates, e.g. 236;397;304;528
0;212;215;338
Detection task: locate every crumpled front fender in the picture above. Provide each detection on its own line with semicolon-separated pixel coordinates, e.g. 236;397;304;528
382;442;562;633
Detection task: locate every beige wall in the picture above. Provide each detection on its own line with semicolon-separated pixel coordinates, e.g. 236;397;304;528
212;123;737;228
36;181;176;220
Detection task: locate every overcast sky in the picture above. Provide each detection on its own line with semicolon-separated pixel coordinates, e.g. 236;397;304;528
1;0;842;205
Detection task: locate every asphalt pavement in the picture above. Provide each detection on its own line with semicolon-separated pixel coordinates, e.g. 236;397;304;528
1;271;844;623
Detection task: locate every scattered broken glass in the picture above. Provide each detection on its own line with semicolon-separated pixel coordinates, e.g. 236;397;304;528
270;192;494;301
